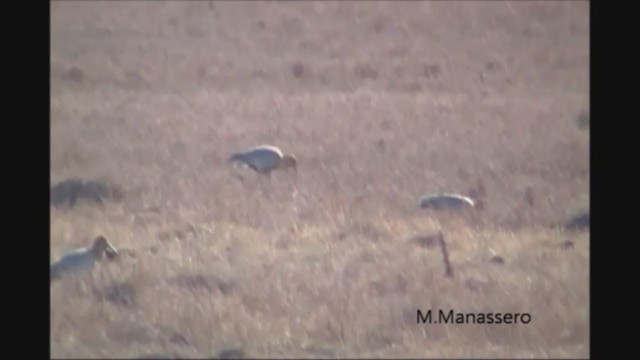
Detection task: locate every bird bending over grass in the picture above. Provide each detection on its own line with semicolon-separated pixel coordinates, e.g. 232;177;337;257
50;235;119;282
419;193;476;211
228;145;297;176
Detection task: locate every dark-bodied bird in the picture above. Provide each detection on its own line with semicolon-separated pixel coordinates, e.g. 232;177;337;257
562;211;589;230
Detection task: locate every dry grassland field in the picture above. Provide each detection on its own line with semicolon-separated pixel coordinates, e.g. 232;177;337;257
50;1;589;358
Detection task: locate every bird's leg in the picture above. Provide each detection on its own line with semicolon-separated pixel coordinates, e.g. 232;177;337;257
261;171;273;199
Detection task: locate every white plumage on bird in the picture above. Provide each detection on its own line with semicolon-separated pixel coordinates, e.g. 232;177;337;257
228;144;297;176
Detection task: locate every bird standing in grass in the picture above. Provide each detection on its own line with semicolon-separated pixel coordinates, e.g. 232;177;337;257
50;235;119;282
228;145;297;176
419;193;476;211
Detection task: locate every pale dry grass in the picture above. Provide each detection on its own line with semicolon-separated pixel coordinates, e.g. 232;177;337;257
51;206;588;358
51;1;589;358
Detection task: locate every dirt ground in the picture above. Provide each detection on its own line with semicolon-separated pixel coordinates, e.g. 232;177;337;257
51;2;589;358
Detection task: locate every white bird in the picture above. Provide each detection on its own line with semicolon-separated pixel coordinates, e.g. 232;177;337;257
50;235;119;282
419;193;476;211
228;145;297;176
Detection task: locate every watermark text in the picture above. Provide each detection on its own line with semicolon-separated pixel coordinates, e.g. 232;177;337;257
417;309;532;325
